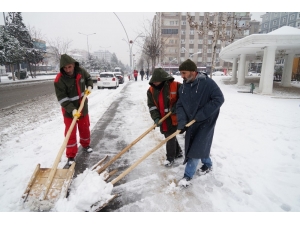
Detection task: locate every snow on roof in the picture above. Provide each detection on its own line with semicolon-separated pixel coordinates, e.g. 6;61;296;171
268;26;300;35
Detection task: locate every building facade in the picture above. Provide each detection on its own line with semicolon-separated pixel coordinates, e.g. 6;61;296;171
157;12;257;74
260;12;300;33
92;50;112;62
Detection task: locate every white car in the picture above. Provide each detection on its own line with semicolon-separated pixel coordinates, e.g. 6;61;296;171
212;71;225;76
97;72;119;89
248;71;261;76
90;72;99;83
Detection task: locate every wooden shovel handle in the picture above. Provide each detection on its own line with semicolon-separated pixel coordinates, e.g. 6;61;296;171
96;111;172;174
111;119;196;185
40;93;88;200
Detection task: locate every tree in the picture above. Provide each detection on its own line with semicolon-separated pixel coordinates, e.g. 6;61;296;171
0;25;24;81
140;18;163;74
27;25;46;77
46;37;72;66
4;12;34;80
187;12;251;78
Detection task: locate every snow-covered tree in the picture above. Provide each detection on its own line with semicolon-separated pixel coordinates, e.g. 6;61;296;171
3;12;42;80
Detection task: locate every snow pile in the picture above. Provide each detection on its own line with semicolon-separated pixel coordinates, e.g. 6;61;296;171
53;169;113;212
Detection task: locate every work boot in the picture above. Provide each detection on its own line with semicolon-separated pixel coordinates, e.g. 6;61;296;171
164;159;174;167
198;164;212;175
67;157;75;166
178;176;192;188
83;146;93;153
175;151;183;159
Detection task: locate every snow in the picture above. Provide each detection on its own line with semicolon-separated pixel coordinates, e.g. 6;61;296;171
0;74;299;222
267;26;300;35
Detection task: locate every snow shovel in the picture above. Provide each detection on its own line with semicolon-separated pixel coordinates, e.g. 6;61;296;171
92;119;196;211
95;111;172;175
22;92;89;205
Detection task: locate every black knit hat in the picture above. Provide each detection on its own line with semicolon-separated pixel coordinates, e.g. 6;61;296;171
179;59;197;71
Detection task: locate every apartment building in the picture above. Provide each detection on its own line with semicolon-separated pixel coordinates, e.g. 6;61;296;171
157;12;256;74
260;12;300;33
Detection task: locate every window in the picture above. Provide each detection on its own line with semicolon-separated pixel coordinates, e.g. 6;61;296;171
190;30;194;35
264;23;268;28
170;21;174;25
189;39;194;44
181;21;186;25
274;13;278;17
199;39;203;44
207;49;212;53
181;39;185;44
181;30;185;35
273;20;277;25
298;22;300;27
208;30;213;35
207;57;212;62
198;57;202;61
161;29;178;34
244;30;249;35
208;40;212;44
283;17;287;23
290;14;295;20
169;39;174;44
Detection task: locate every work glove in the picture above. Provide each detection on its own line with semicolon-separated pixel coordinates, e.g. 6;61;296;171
154;118;162;127
85;86;92;95
72;109;81;120
179;126;187;134
170;105;176;114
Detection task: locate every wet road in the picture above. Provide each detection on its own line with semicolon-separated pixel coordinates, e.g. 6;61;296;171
0;80;55;109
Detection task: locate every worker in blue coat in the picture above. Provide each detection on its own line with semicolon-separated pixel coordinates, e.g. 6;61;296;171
176;59;225;187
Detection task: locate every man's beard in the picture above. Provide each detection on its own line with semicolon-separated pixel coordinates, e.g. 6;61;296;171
184;74;194;83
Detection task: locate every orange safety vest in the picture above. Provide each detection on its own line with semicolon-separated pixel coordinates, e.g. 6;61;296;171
149;81;179;126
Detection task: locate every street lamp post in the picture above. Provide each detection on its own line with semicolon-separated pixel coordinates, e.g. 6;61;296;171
78;32;96;59
113;12;146;77
168;58;177;74
122;33;144;77
182;47;201;59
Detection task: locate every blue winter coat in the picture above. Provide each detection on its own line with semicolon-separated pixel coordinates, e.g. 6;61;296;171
176;73;224;163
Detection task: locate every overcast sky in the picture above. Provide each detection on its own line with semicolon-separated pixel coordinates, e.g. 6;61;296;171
0;1;287;66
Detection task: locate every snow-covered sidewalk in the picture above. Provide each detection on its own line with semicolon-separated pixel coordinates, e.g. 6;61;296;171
0;75;299;222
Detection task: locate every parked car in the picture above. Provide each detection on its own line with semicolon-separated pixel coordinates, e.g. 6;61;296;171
175;71;181;76
114;72;124;84
90;72;99;83
212;71;225;76
97;72;119;89
248;71;261;76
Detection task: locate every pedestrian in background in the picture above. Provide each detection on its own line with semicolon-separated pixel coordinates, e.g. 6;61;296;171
140;68;145;81
133;69;138;81
176;59;224;187
147;68;183;167
54;54;94;166
146;69;149;80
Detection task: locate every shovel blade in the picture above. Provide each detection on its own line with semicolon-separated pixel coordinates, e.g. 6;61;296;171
22;163;75;206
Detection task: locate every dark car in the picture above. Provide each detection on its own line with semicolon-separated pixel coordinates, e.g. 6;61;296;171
114;72;124;84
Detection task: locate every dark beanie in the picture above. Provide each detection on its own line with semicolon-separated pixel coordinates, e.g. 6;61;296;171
179;59;197;71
